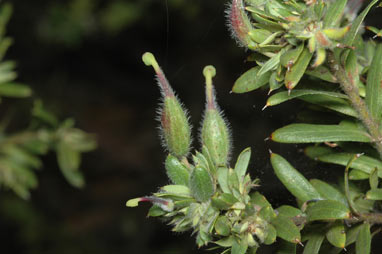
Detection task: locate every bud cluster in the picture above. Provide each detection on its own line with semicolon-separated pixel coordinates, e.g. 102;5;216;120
127;53;281;253
228;0;354;92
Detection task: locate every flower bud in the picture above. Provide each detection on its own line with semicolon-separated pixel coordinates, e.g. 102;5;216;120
200;66;231;167
142;52;192;158
226;0;255;48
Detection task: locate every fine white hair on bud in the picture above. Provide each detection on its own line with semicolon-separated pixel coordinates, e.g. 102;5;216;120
226;0;255;49
200;65;232;167
143;52;192;158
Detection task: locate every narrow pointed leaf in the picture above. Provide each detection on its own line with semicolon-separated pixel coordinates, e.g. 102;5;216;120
344;0;379;46
356;223;371;254
306;200;350;222
349;169;370;180
270;153;321;203
266;90;346;107
299;95;358;117
234;147;251;179
257;52;281;77
369;168;379;189
304;146;333;158
285;48;313;90
310;179;347;206
313;153;382;177
302;233;325;254
232;66;271;93
271;124;371;143
366;43;382;122
306;66;337;83
217;167;231;193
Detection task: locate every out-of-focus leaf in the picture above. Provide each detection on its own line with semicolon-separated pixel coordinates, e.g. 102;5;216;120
302;233;325;254
306;200;350;222
310;179;347;206
0;83;32;97
271;123;371;143
266;89;346;107
234;147;251;179
214;216;231;236
365;188;382;200
326;221;346;248
232;66;271;93
56;141;84;188
366;43;382;122
270;153;321;203
231;239;248;254
264;224;277;245
272;215;301;243
356;223;371;254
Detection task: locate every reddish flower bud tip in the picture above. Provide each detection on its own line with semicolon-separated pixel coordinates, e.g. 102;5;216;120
203;65;218;110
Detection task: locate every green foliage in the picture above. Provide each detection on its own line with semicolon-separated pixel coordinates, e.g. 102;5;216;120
0;3;96;199
131;0;382;253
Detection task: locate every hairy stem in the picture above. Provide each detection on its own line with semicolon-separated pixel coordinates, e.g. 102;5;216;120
327;52;382;158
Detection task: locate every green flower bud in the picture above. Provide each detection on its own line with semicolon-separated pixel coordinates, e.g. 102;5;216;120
200;66;232;167
142;52;192;158
227;0;256;49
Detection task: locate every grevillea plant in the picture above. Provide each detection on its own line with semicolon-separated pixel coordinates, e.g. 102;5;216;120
127;0;382;253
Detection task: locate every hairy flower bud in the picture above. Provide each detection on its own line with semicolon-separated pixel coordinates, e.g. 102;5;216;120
200;66;231;167
142;52;192;158
227;0;256;49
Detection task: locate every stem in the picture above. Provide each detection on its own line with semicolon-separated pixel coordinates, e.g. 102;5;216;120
327;52;382;158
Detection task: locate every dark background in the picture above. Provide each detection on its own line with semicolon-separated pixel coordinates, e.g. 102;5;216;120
1;0;381;253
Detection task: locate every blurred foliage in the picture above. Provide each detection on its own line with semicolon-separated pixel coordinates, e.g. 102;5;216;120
0;3;96;199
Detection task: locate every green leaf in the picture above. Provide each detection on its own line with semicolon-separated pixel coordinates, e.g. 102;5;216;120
217;166;231;193
266;89;347;107
251;191;272;208
280;44;304;68
165;154;190;186
356;223;371;254
234;147;251;179
147;205;166;217
272;215;301;243
314;153;382;177
326;221;346;248
211;193;239;210
302;233;325;254
343;0;379;47
304;146;333;158
299;95;358;117
264;224;277;245
190;166;214;202
270;153;321;203
271;123;371;143
369;167;379;189
232;66;271;93
257;52;281;77
349;169;370;180
0;83;32;98
365;188;382;200
310;179;347;206
161;185;191;196
306;200;350;222
215;216;231;236
366;43;382;122
276;205;303;218
323;0;347;28
231;239;248;254
56;141;83;187
284;48;313;90
305;66;337;83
